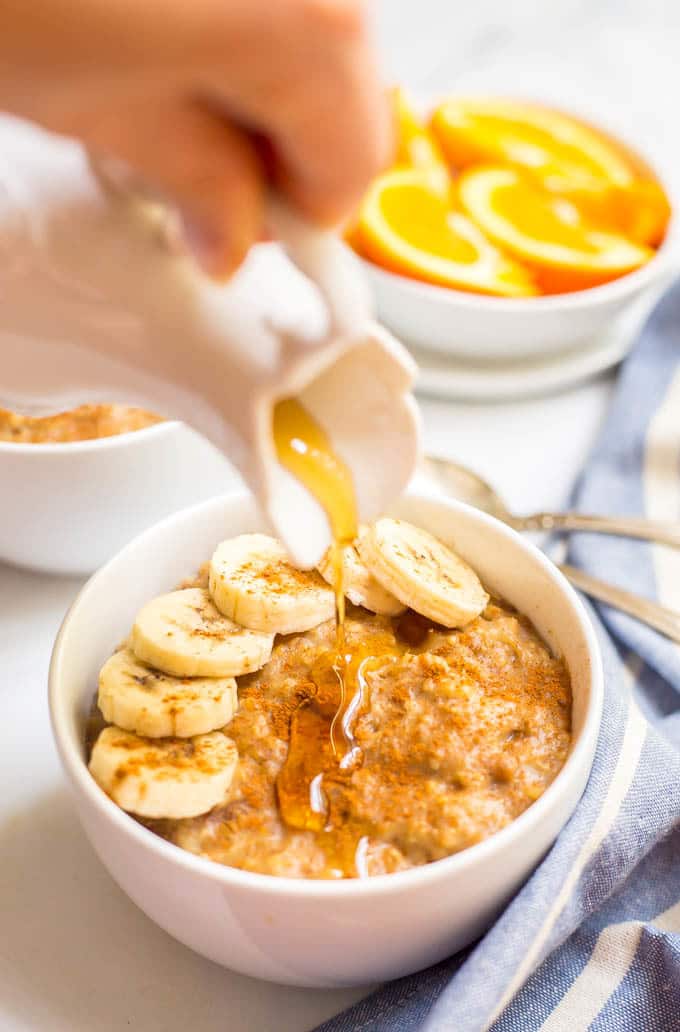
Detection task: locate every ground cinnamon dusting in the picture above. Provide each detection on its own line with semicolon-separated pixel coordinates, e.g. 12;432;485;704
234;557;328;596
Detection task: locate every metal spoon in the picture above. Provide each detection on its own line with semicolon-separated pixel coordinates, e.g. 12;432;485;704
559;563;680;642
423;455;680;644
423;456;680;548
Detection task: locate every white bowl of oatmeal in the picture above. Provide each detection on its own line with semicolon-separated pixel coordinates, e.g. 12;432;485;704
0;405;238;575
49;489;603;986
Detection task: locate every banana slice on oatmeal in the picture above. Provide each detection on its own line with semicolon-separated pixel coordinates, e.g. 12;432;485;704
357;518;489;627
131;587;274;678
98;647;238;738
89;726;238;818
318;531;405;616
209;533;335;634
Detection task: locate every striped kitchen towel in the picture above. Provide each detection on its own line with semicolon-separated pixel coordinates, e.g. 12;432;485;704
317;280;680;1032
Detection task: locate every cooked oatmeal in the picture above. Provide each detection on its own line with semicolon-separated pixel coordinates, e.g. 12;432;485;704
89;577;571;879
0;403;161;443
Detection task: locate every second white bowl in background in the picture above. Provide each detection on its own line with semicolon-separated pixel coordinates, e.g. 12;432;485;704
0;422;239;576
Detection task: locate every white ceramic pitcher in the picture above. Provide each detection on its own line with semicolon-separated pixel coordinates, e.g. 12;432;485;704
0;119;421;567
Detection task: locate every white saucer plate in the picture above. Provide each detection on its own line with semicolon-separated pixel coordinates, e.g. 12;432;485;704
409;286;666;402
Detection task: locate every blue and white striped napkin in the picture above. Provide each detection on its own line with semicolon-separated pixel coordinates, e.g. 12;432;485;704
317;280;680;1032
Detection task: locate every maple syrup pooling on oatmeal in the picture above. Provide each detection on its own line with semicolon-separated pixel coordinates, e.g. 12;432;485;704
272;399;401;873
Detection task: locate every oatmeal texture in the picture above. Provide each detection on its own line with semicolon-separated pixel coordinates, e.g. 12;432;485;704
138;598;571;879
0;404;161;443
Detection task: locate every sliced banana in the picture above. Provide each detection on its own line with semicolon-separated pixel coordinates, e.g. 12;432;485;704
98;647;238;738
357;518;489;628
209;533;334;634
89;726;238;818
131;587;274;678
318;534;405;616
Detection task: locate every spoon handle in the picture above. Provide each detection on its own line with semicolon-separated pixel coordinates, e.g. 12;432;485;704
518;512;680;549
560;563;680;643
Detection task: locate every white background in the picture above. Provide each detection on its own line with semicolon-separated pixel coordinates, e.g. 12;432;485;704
1;2;679;1029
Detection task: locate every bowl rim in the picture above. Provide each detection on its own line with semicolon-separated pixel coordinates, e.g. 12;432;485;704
49;488;604;899
357;227;675;314
0;416;182;456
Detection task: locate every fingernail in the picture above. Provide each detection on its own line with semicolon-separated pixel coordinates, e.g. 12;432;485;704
181;219;219;275
180;215;235;279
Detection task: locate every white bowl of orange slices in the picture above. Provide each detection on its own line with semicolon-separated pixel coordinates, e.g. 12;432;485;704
349;92;675;359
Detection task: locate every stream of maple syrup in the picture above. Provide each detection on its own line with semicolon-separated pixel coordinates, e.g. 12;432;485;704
272;398;394;876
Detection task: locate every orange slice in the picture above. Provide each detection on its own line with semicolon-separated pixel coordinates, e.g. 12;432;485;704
431;97;635;190
355;168;537;297
431;98;670;245
390;88;450;195
458;166;654;293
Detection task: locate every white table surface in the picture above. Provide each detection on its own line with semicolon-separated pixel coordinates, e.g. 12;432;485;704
1;1;678;1029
